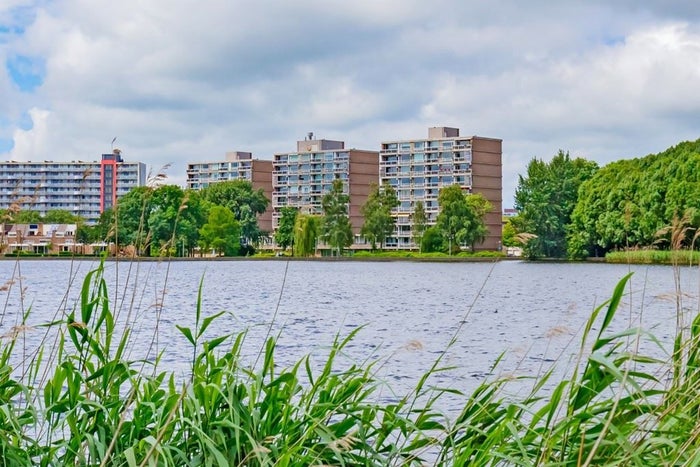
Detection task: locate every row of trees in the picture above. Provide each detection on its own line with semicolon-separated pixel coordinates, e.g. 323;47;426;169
83;180;269;256
513;139;700;259
2;176;494;257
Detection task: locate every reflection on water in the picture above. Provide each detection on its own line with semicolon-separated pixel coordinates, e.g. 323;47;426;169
0;258;696;414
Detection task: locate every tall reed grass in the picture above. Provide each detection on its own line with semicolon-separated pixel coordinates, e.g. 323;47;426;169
0;255;699;465
606;249;700;265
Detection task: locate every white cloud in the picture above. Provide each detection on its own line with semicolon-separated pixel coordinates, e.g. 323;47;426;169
1;1;700;204
8;107;50;160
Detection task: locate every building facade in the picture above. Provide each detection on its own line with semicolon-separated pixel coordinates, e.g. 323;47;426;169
186;151;274;232
380;127;502;250
0;150;146;224
272;133;378;236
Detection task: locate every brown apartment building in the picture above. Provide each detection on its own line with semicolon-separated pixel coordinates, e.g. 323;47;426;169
272;133;379;236
379;127;502;251
186;151;273;233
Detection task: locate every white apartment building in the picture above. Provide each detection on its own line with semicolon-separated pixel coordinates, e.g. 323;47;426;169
0;151;146;224
380;127;502;250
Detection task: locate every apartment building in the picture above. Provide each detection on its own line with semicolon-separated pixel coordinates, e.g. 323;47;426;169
272;133;378;235
380;127;502;250
0;150;146;224
186;151;273;232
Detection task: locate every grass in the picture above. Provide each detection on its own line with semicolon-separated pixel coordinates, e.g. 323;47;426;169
349;250;505;259
0;254;699;465
606;249;700;265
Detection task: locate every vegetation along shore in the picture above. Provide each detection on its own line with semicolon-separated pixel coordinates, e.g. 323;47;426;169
0;253;698;464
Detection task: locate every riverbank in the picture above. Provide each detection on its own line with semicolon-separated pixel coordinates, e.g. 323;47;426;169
4;250;696;265
1;252;512;262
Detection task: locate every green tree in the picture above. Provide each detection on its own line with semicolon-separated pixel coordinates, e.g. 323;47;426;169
274;207;298;253
13;210;42;223
113;186;153;255
199;205;241;256
293;214;320;257
360;183;399;250
321;179;353;256
502;216;520;247
410;201;428;252
43;210;82;224
177;190;208;257
435;185;489;254
148;185;186;256
202;180;270;245
568;140;700;258
465;193;492;250
515;150;598;258
421;225;446;253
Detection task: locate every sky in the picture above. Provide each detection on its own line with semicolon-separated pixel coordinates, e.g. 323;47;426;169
2;1;700;208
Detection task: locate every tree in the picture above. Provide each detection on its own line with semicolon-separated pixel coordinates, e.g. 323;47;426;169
410;201;428;252
43;210;82;224
146;186;208;257
515;150;598;259
360;183;399;250
293;214;320;257
199;206;241;256
464;193;492;250
13;211;42;223
274;207;298;253
435;185;488;254
148;185;186;256
202;180;270;245
177;190;208;257
421;226;445;253
502;216;520;247
113;186;153;255
321;179;353;256
568;139;700;258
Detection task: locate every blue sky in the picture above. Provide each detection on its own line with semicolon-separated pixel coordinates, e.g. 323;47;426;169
2;0;700;206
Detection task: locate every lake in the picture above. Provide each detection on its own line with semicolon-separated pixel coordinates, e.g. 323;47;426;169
0;258;696;412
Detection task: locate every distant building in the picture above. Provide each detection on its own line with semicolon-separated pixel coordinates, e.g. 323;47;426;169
503;208;518;217
272;133;379;236
379;127;502;250
0;150;146;224
186;151;273;232
1;223;105;255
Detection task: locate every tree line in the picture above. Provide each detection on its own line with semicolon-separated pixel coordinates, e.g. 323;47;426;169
512;139;700;259
1;177;494;257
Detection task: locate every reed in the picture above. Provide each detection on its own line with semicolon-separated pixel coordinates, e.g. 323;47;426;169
0;255;699;465
606;249;700;265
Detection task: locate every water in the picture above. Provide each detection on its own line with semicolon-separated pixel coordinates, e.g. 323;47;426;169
0;258;696;413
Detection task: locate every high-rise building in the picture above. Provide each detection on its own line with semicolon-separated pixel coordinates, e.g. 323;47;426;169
186;151;273;232
272;133;378;235
0;150;146;224
380;127;502;250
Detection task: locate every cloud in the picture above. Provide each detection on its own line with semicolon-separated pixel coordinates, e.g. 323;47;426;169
8;107;50;160
1;1;700;206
